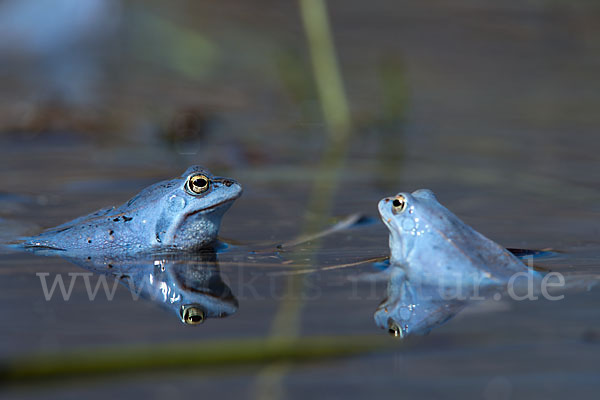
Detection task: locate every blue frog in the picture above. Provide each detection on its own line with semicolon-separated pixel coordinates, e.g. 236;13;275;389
378;189;538;287
19;166;242;255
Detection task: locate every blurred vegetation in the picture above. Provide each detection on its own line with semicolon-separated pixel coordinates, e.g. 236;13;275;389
0;335;398;385
372;56;409;190
255;1;356;398
132;10;219;81
299;0;351;142
379;57;409;127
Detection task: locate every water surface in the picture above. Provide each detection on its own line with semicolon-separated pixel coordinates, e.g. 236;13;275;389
1;0;600;399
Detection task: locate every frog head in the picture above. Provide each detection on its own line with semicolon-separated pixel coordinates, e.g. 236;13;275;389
377;189;441;264
150;166;242;250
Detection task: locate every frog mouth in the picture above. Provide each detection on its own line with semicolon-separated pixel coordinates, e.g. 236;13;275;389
186;194;240;217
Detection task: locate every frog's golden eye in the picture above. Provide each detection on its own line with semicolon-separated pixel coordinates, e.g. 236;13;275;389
180;305;205;325
187;174;210;194
388;322;403;338
392;196;407;213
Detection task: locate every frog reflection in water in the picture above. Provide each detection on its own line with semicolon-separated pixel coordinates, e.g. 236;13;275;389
20;166;242;254
376;189;541;337
65;250;238;324
375;266;469;338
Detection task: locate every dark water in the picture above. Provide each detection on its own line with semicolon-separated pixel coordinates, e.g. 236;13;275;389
1;0;600;399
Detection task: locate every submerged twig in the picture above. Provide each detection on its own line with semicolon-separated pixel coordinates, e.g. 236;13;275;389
268;256;389;276
276;213;363;249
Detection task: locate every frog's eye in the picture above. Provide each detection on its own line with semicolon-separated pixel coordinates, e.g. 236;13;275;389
388;322;403;338
392;196;407;213
187;174;210;194
180;305;205;325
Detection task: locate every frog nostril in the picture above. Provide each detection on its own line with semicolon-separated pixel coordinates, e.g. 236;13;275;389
223;180;233;187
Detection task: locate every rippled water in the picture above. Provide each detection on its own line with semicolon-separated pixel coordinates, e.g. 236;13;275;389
1;1;600;399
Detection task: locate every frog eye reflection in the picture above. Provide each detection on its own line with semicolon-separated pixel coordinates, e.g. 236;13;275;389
187;174;210;194
388;322;403;338
392;196;407;213
180;305;205;325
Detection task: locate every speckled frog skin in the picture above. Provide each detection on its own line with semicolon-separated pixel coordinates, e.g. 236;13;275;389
21;166;242;254
378;189;534;286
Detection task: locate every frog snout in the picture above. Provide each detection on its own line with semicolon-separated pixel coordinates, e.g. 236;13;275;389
221;179;235;187
378;198;394;216
212;177;243;199
214;177;241;189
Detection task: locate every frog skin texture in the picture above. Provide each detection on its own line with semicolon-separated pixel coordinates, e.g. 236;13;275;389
378;189;537;287
20;166;242;255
